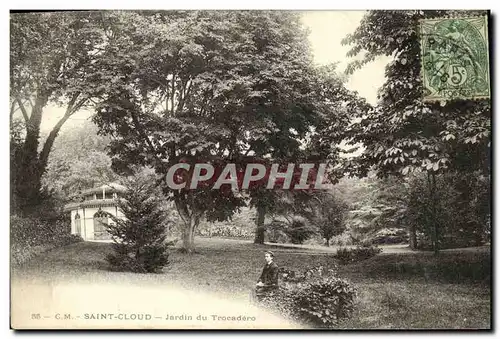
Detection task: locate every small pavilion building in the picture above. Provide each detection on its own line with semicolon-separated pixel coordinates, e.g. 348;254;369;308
64;183;127;241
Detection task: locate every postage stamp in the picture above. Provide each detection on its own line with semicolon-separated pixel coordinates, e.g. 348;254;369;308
420;16;490;101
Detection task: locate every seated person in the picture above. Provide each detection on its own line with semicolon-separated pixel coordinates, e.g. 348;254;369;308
254;251;279;301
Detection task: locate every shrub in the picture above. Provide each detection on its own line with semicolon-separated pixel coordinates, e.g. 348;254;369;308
11;244;48;266
303;192;348;247
106;176;174;273
259;265;357;328
265;227;289;243
328;232;356;246
197;224;254;238
406;172;490;251
283;217;316;244
10;215;80;266
294;277;357;326
369;228;409;245
335;245;382;265
264;217;316;245
196;207;256;239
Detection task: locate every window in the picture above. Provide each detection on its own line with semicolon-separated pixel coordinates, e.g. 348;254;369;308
105;192;114;200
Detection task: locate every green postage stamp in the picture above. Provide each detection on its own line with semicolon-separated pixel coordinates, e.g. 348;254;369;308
420;16;490;101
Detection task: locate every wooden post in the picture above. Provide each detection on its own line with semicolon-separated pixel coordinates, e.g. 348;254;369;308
82;207;87;241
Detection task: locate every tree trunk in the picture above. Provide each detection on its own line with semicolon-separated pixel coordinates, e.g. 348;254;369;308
427;172;439;255
179;214;202;253
409;224;417;250
12;92;85;215
14;154;43;215
175;197;201;253
325;238;330;247
12;94;49;215
254;204;266;244
181;219;196;253
431;173;439;255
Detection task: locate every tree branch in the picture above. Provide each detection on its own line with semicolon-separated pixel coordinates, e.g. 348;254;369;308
72;96;88;114
174;192;189;225
199;93;212;117
10;101;16;124
170;74;176;116
38;93;81;172
176;80;187;113
128;106;171;176
14;96;30;124
176;79;192;113
66;92;81;113
244;146;254;156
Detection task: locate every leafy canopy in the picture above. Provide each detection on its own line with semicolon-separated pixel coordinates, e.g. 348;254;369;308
341;10;490;178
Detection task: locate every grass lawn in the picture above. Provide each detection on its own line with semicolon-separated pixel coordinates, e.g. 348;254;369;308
11;237;491;329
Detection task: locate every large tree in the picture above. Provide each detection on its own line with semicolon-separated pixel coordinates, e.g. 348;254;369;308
341;10;491;252
249;63;370;244
10;12;106;214
92;11;328;252
305;192;348;247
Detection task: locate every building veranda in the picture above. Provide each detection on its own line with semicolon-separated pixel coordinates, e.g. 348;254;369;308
64;183;127;241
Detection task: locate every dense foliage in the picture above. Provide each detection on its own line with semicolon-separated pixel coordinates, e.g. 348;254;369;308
10;12;106;214
268;216;316;245
197;208;255;239
335;176;408;245
106;175;175;273
88;11;365;252
342;10;490;178
42;121;119;201
303;192;348;246
90;11;315;252
11;215;82;266
406;171;490;249
259;265;357;328
11;11;490;260
341;10;490;253
337;171;489;249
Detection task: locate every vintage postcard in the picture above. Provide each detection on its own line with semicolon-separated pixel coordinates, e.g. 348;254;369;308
10;9;491;330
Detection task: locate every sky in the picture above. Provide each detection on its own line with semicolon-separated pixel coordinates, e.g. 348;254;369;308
38;11;392;134
301;11;391;103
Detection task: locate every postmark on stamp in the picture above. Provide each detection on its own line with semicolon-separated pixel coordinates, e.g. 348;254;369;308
420;16;490;101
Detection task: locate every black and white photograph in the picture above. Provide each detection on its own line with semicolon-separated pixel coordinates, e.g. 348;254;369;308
9;9;491;330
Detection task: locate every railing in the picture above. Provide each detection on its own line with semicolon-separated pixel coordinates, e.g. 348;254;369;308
64;198;121;211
